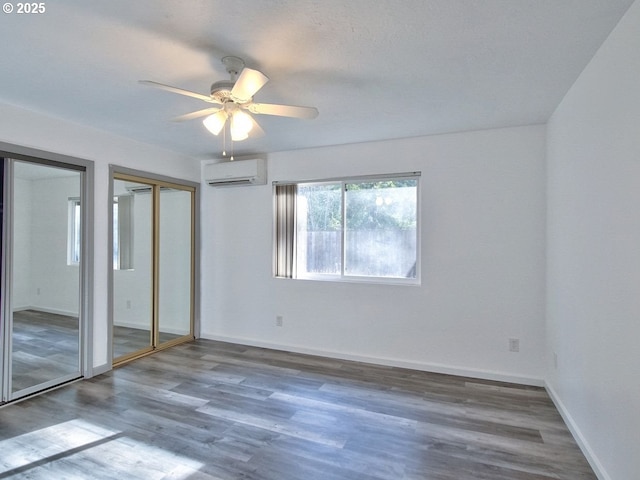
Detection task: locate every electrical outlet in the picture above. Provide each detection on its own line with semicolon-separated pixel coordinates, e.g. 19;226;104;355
276;315;283;327
508;338;520;352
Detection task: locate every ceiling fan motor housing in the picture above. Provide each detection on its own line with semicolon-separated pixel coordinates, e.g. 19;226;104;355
209;81;235;103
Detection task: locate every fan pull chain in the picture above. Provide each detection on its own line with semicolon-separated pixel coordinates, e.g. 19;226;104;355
222;121;227;157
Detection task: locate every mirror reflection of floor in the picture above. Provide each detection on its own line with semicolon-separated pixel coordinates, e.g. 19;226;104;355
11;310;185;391
112;325;182;359
11;309;79;392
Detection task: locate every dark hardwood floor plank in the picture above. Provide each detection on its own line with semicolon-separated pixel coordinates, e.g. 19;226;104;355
0;339;596;479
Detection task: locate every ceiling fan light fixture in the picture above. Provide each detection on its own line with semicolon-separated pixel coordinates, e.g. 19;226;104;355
203;110;228;135
230;129;249;142
231;110;253;134
230;67;269;103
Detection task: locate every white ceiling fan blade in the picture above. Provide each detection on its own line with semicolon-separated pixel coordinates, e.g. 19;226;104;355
230;68;269;103
172;107;221;122
249;115;265;138
139;80;218;103
247;103;319;119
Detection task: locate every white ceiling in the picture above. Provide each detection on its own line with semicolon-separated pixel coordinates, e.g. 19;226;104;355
1;0;635;160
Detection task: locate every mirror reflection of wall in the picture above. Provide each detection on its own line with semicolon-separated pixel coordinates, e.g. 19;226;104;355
158;188;193;342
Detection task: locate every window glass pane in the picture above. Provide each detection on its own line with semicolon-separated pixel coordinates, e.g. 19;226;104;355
296;183;342;276
344;179;418;278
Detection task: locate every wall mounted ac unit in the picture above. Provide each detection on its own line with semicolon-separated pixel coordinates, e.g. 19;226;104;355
204;158;267;187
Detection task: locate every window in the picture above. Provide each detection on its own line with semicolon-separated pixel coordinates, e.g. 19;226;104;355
274;173;419;283
67;198;81;265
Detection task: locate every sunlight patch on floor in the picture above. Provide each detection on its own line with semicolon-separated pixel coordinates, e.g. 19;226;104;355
0;418;204;479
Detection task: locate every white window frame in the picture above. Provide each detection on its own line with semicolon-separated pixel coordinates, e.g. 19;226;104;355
274;172;421;285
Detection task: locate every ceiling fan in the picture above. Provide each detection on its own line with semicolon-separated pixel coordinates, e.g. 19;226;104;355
140;56;318;151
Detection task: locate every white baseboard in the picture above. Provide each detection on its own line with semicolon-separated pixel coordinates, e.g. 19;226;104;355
544;381;610;480
14;306;78;317
200;333;544;387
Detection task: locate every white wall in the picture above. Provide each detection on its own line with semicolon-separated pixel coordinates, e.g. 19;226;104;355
0;103;200;372
546;1;640;479
201;124;547;385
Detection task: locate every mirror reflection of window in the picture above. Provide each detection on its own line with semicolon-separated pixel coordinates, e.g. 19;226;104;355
113;194;134;270
67;197;81;265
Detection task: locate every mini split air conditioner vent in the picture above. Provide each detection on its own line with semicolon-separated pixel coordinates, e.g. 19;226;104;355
204;158;267;187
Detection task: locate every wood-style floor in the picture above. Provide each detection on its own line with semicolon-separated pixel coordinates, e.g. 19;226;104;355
0;339;595;479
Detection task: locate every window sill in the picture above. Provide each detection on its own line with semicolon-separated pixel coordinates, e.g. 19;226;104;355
275;274;420;287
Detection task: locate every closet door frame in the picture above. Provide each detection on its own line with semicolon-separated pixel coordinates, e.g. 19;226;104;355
108;165;199;366
0;142;94;403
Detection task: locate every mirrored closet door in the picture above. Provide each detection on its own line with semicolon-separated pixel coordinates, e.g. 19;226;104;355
158;187;193;345
112;178;154;360
111;173;195;365
1;158;87;403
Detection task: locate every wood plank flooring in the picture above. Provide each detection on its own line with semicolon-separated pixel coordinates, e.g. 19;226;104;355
0;340;596;479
